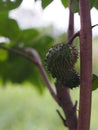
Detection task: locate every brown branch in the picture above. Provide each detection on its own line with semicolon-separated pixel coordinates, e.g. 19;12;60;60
67;0;74;41
91;24;98;29
67;31;80;45
0;46;58;103
55;81;77;130
56;109;67;127
25;48;58;103
67;24;98;46
55;0;77;130
0;46;37;64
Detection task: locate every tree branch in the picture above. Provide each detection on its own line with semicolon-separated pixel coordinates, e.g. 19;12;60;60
55;81;77;130
0;45;58;103
55;0;77;130
0;45;37;64
67;24;98;45
56;109;67;127
67;31;80;45
25;48;58;102
67;0;74;42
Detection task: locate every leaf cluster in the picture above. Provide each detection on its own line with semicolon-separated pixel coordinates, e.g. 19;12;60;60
0;0;22;11
38;0;98;12
0;0;54;92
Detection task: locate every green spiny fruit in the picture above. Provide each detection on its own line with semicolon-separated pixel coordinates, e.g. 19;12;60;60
45;43;80;88
58;69;80;88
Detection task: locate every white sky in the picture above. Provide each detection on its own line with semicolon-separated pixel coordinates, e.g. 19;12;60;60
9;0;98;36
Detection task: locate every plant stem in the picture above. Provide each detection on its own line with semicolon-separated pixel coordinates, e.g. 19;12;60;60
55;0;77;130
67;24;98;46
67;31;80;45
67;0;74;41
24;48;58;103
0;46;58;103
55;81;77;130
78;0;92;130
0;46;36;64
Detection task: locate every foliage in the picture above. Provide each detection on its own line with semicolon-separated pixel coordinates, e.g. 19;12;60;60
41;0;53;9
39;0;98;12
0;0;98;92
71;0;98;13
61;0;68;8
92;74;98;91
0;12;20;40
0;0;22;11
0;1;54;92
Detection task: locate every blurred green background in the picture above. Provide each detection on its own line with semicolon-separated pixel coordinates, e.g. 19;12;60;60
0;79;98;130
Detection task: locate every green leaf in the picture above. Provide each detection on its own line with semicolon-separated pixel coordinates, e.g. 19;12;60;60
0;52;45;92
42;0;53;9
61;0;68;8
93;0;98;9
19;29;39;45
0;0;22;11
0;12;20;40
72;0;79;13
0;31;54;91
92;74;98;91
90;0;96;8
18;29;53;60
0;50;8;61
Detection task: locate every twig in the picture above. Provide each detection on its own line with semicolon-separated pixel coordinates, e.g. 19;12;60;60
68;31;80;45
0;46;36;64
56;109;67;127
91;24;98;29
67;24;98;45
0;46;58;103
25;48;58;103
67;0;74;43
73;100;78;113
